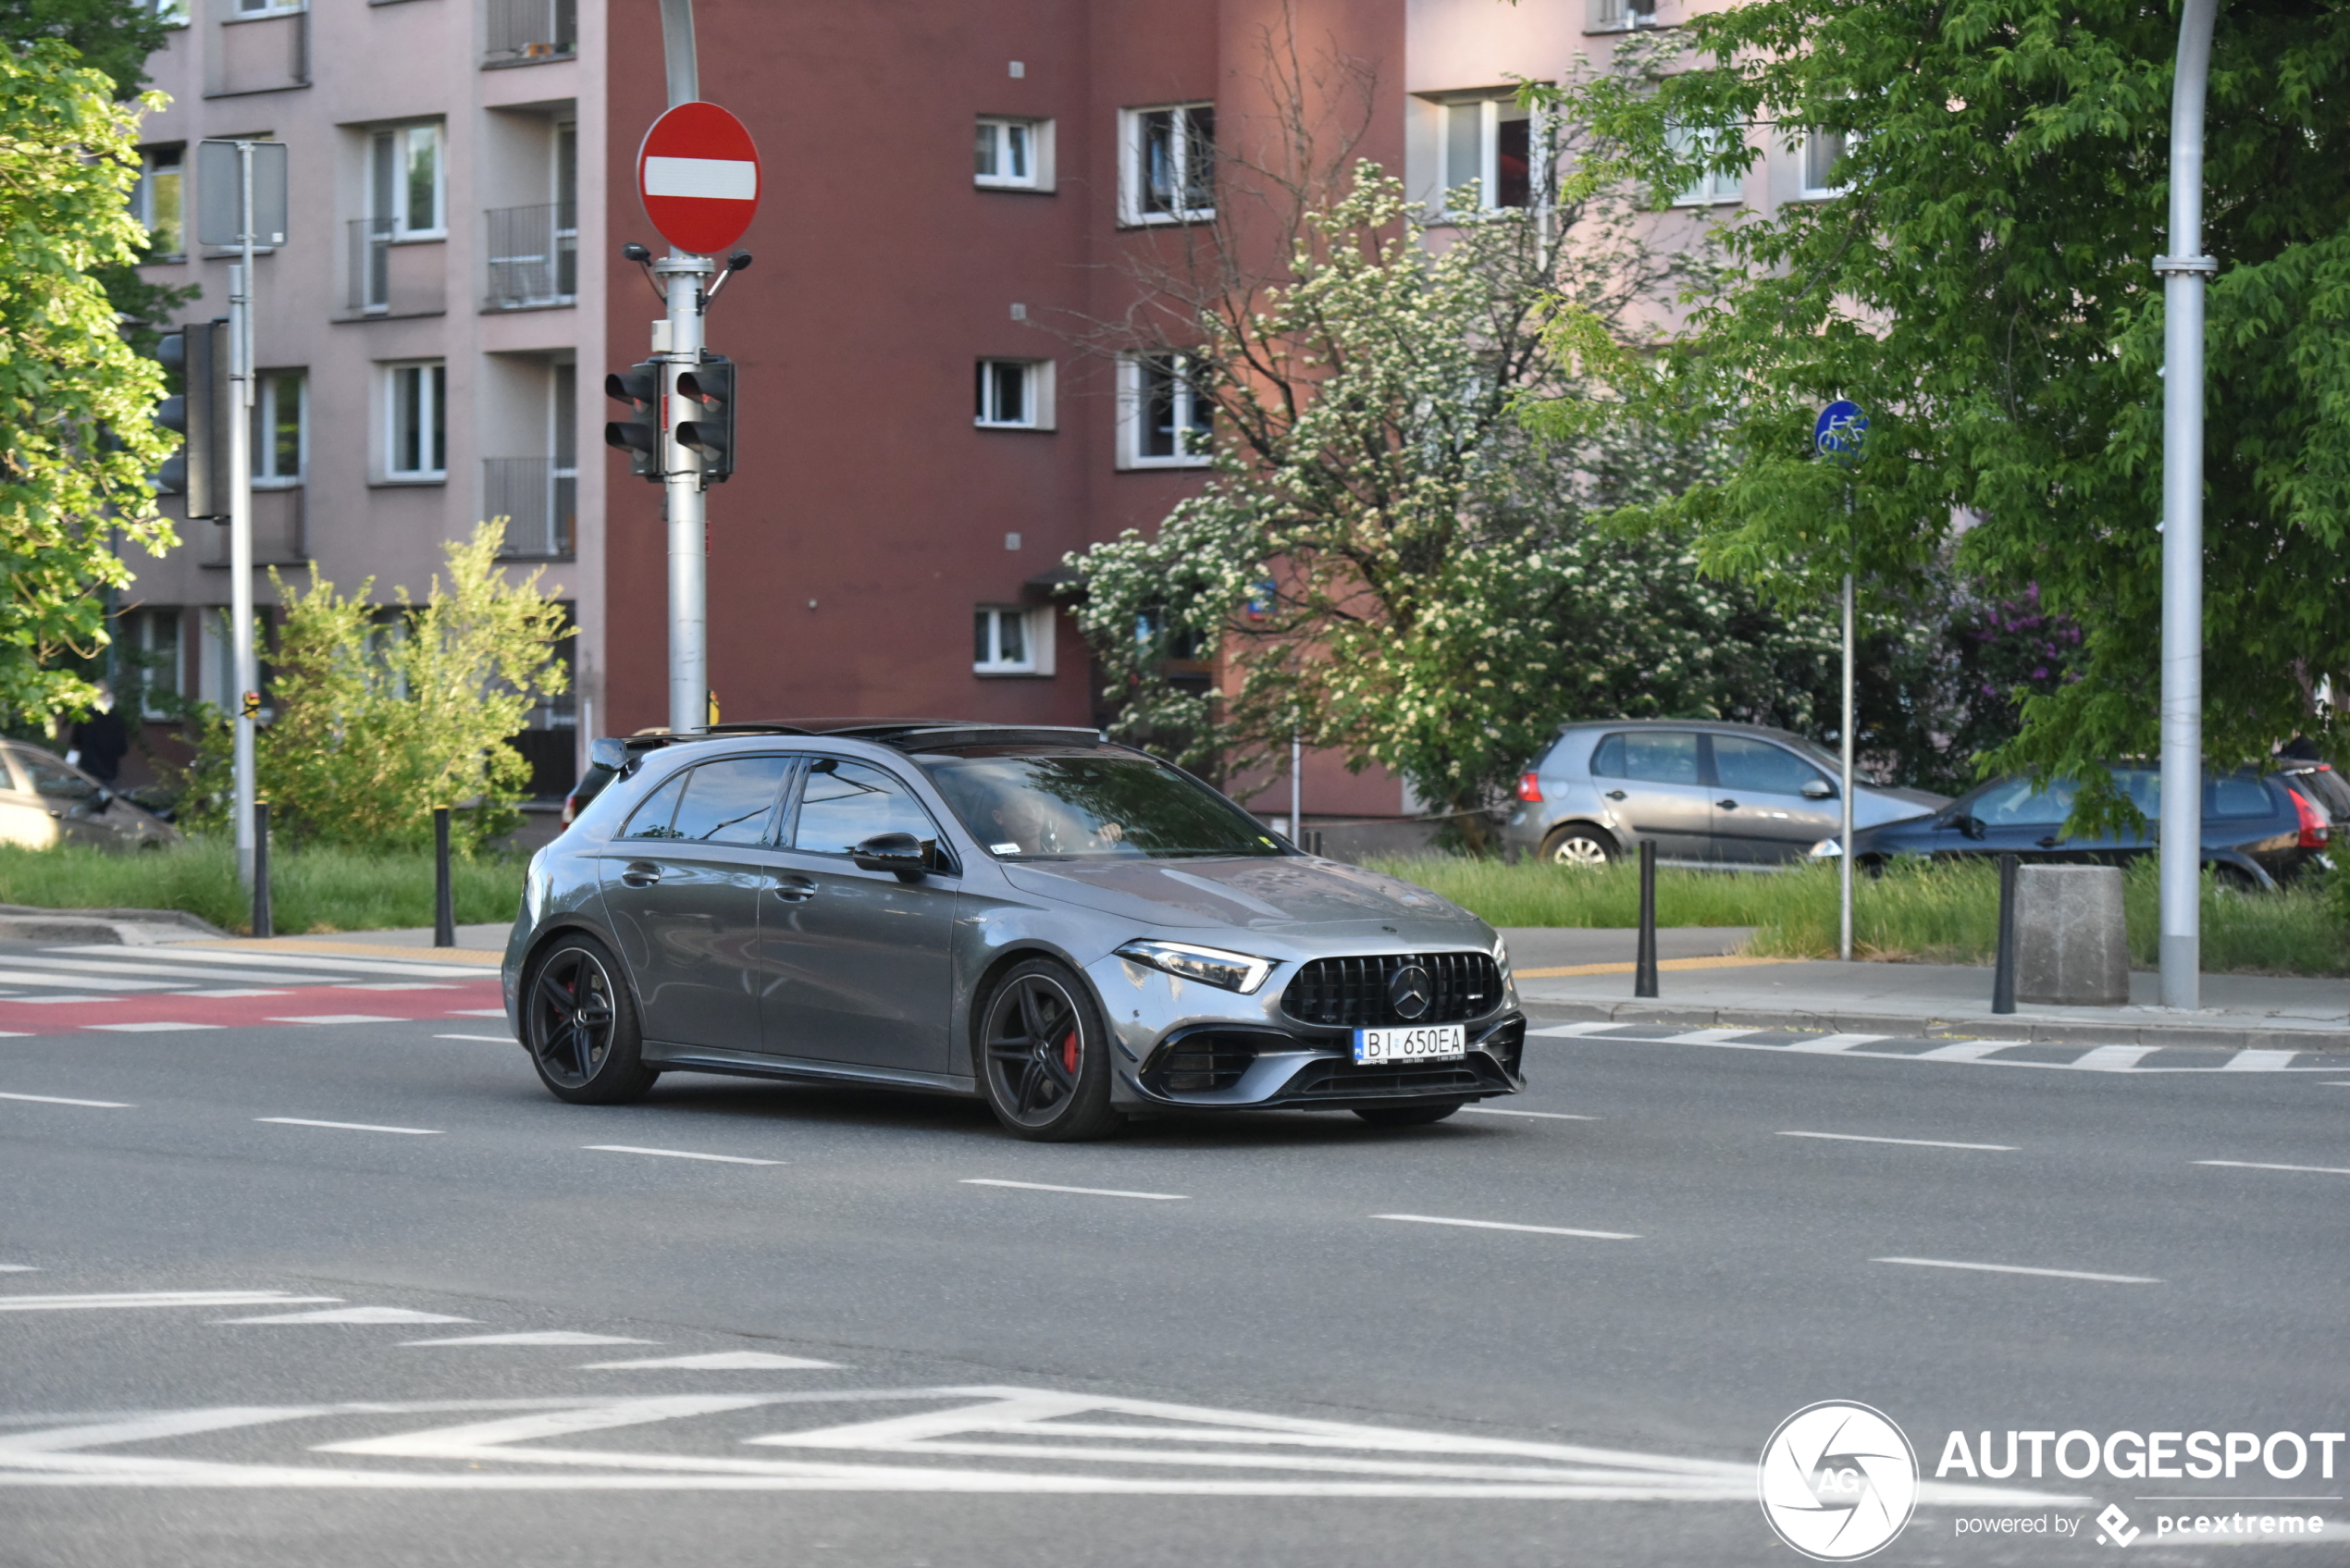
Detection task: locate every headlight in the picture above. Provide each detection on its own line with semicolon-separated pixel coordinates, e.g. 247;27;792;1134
1114;939;1274;995
1493;936;1511;977
1810;838;1842;858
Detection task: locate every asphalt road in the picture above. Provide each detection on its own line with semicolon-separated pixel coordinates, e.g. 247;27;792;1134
3;938;2346;1567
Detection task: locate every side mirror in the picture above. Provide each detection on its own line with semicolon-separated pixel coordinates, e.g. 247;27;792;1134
93;787;114;812
1800;779;1836;800
588;736;627;772
851;832;931;880
1957;813;1987;841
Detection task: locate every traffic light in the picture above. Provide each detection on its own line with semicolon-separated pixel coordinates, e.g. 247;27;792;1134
674;352;735;484
155;318;231;519
604;361;662;480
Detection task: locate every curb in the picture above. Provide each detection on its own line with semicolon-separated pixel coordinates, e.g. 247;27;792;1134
1519;1000;2350;1055
0;903;230;946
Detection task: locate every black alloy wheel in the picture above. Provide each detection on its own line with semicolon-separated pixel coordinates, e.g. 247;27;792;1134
526;934;658;1105
977;958;1122;1142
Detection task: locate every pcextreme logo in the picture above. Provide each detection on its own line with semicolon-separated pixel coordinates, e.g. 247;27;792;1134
1759;1401;1920;1561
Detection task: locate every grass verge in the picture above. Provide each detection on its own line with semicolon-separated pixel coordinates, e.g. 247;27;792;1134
0;839;525;936
1364;854;2348;977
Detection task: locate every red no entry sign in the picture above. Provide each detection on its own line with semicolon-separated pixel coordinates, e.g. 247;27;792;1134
637;102;761;256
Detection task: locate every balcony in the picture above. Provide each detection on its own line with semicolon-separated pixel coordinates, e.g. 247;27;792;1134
485;457;575;559
484;203;577;310
342;217;445;318
484;0;576;66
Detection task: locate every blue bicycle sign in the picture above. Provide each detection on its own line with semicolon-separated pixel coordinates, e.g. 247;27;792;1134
1814;400;1869;467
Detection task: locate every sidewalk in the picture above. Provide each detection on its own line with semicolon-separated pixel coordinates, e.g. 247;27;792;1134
1504;928;2350;1051
177;923;509;967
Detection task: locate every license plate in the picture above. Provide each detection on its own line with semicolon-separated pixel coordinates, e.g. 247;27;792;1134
1353;1024;1466;1065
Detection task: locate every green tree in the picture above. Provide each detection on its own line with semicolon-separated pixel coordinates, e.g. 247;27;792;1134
182;523;573;853
0;39;176;728
1544;0;2350;821
0;0;171;96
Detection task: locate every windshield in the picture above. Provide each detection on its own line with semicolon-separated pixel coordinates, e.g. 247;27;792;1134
919;749;1284;860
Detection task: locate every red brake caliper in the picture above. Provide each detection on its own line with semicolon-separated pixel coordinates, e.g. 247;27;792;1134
1061;1031;1080;1075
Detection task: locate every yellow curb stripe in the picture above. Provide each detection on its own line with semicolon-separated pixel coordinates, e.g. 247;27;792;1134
1515;955;1808;979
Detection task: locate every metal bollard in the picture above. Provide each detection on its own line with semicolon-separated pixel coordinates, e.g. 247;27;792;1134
433;807;455;948
251;800;273;939
1991;853;2019;1014
1634;839;1659;999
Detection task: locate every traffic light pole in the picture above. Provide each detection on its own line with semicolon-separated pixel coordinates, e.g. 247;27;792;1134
229;142;259;889
658;0;708;736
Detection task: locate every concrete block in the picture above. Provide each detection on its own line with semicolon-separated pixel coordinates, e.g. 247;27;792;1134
2014;865;2129;1005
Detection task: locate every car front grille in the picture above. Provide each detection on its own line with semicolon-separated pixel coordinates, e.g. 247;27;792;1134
1280;952;1502;1029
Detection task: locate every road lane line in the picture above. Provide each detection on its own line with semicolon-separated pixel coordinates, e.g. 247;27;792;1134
0;1265;37;1272
961;1179;1188;1201
447;1009;510;1018
1652;1028;1761;1043
0;969;182;992
2196;1159;2350;1178
1528;1022;1640;1038
582;1352;842;1370
2071;1045;2158;1071
1779;1130;2016;1152
87;1021;222;1032
0;1091;131;1108
0;1290;343;1312
1785;1033;1886;1053
1457;1105;1597;1121
1375;1214;1639;1241
50;945;488;978
218;1306;476;1325
4;995;108;1005
256;1117;443;1136
266;1014;403;1025
2220;1050;2298;1071
1874;1256;2159;1285
403;1331;657;1347
16;956;330;985
182;988;293;998
344;982;460;993
1917;1042;2020;1062
436;1033;516;1043
585;1145;784;1167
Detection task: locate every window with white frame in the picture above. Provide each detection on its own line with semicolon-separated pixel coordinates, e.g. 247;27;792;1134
1118;353;1212;468
1121;103;1214;224
370;122;445;238
147;0;190;23
973;606;1056;676
975;117;1051;190
251;371;305;485
385;361;447;480
121;608;182;720
975;358;1052;429
1800;130;1850;198
1585;0;1656;31
1667;121;1743;206
131;146;184;258
1441;95;1538;215
235;0;304;17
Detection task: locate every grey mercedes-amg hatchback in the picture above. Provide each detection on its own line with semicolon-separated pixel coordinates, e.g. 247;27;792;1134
504;722;1525;1141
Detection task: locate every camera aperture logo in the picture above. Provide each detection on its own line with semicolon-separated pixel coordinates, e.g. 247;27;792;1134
1760;1401;1920;1561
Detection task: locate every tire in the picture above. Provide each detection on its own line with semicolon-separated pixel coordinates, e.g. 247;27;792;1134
975;957;1124;1142
522;932;659;1105
1353;1103;1464;1128
1540;824;1616;868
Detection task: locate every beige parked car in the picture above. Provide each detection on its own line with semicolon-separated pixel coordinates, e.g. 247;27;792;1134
0;743;179;850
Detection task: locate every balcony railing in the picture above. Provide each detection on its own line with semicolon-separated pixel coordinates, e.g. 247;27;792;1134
484;203;577;310
486;457;576;559
484;0;576;65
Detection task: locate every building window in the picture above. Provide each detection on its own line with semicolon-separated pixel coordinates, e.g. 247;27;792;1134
251;371;305;485
974;606;1056;676
1800;130;1849;199
975;117;1051;190
370;123;445;239
1585;0;1657;31
132;146;184;259
234;0;304;16
121;608;182;720
1668;122;1743;206
975;358;1052;429
1442;96;1536;215
1118;354;1212;468
385;362;447;480
148;0;191;25
1121;104;1214;224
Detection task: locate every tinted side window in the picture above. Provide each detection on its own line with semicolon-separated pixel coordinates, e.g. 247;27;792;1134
1588;734;1625;778
790;759;939;856
17;751;96;802
1971;777;2076;826
619;772;688;839
669;756;790;844
2207;776;2275;819
1712;736;1825;796
1620;732;1700;785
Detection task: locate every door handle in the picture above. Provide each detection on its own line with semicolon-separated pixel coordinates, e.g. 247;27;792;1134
2035;835;2060;848
772;876;817;903
1717;798;1739;811
620;861;662;888
1604;790;1626;801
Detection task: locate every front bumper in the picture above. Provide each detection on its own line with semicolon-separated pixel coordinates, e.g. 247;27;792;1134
1119;1012;1526;1113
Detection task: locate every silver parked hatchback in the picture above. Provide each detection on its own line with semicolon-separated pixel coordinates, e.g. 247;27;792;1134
504;722;1525;1141
1500;720;1945;867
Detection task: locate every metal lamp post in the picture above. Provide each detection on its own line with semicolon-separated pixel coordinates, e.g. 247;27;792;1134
2154;0;2220;1010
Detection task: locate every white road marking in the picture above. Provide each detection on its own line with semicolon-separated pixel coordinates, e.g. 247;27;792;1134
344;982;459;992
2071;1044;2158;1071
1652;1028;1761;1043
1874;1256;2160;1285
256;1117;442;1136
0;1092;130;1108
52;945;486;981
4;995;109;1005
583;1352;842;1371
218;1306;476;1325
1456;1105;1597;1121
585;1145;783;1167
403;1332;658;1347
2195;1158;2350;1178
1778;1130;2016;1152
1374;1214;1639;1241
0;1265;40;1272
87;1021;221;1032
0;969;181;992
266;1015;402;1025
1529;1030;2338;1074
2220;1049;2299;1071
1528;1021;1638;1038
1916;1042;2019;1062
0;1290;342;1312
960;1179;1187;1202
14;956;328;985
0;1031;25;1038
447;1009;510;1019
182;989;291;998
436;1033;516;1043
1784;1033;1886;1053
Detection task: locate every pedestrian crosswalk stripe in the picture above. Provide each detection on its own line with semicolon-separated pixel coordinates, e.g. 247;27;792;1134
87;1021;222;1032
266;1014;403;1025
0;969;179;992
51;945;490;981
404;1331;658;1347
0;1290;341;1312
218;1306;476;1325
582;1352;842;1370
18;955;336;985
1529;1026;2341;1072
